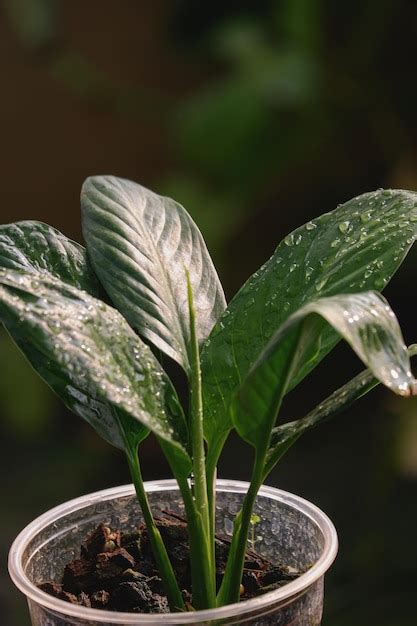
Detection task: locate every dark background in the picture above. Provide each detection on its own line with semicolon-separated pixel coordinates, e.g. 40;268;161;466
1;2;417;624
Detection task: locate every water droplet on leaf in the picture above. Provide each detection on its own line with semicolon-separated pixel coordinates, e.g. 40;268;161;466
361;212;372;223
338;221;350;234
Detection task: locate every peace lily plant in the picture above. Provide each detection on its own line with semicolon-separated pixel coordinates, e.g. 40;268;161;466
2;177;417;612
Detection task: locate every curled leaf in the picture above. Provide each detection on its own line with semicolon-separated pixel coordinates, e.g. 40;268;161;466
233;291;415;450
264;344;417;477
202;189;417;450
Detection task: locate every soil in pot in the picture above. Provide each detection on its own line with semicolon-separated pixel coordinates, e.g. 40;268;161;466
38;513;303;614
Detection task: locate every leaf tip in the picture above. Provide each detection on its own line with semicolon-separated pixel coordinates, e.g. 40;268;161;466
81;175;116;199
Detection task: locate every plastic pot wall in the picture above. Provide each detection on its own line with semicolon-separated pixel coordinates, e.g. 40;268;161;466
9;480;338;625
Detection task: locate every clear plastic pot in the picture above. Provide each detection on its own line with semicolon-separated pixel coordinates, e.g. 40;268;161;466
9;479;337;625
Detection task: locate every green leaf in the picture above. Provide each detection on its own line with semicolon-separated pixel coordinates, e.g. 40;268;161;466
202;189;417;449
233;291;415;453
265;370;377;477
0;270;191;474
81;176;226;373
0;221;102;295
264;343;417;477
0;221;128;447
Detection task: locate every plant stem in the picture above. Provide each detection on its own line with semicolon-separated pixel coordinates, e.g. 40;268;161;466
126;449;186;612
186;272;216;607
176;475;216;609
216;450;265;607
205;431;228;578
217;328;306;606
187;280;209;533
206;431;228;520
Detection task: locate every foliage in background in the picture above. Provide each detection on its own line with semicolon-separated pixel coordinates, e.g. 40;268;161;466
5;0;416;260
3;0;59;47
0;329;53;437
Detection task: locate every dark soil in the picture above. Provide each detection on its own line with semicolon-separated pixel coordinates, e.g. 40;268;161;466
38;514;302;614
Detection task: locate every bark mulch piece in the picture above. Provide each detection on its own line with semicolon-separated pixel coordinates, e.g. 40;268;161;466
38;516;303;613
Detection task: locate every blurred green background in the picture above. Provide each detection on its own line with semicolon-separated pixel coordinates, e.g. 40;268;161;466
1;1;417;624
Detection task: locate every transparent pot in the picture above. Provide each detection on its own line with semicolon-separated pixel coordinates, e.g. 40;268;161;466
9;480;338;625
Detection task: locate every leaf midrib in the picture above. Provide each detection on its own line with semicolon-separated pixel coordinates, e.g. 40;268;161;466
91;179;190;370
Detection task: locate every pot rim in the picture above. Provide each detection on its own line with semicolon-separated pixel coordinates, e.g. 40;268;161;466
8;479;338;624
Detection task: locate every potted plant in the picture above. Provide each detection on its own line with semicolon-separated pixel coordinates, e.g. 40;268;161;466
4;176;417;625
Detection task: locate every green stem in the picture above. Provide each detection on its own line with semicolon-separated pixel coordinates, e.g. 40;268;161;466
185;272;216;607
216;451;265;607
126;449;186;612
176;476;216;609
206;430;229;580
187;278;210;535
217;326;306;606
